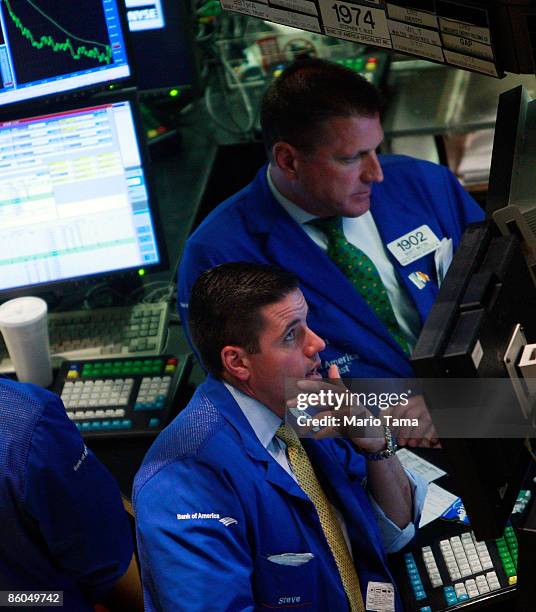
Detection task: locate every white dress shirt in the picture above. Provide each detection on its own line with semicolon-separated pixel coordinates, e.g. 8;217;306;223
225;382;427;553
266;166;421;350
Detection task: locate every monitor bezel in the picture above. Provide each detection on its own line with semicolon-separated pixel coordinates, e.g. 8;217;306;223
124;0;201;97
0;0;135;113
411;220;535;540
0;87;170;301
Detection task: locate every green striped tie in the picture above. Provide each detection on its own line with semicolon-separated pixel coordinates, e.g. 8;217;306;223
309;216;409;354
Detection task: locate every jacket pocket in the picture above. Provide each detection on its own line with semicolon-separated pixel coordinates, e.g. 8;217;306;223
254;553;316;609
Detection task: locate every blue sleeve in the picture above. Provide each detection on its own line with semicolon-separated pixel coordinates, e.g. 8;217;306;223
24;394;133;601
135;458;254;612
443;164;484;227
367;469;428;553
330;440;427;552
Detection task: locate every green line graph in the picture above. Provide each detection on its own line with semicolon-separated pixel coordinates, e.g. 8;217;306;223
3;0;112;64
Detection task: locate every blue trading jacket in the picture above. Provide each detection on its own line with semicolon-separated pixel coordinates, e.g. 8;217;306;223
179;155;484;378
134;375;415;611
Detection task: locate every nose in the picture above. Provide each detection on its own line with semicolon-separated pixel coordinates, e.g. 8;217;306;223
361;150;383;183
304;327;325;356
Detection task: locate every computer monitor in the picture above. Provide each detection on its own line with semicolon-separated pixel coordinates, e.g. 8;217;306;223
411;220;535;541
0;90;167;298
0;0;131;107
122;0;198;96
487;85;536;286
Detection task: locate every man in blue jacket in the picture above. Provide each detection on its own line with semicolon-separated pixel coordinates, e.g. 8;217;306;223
0;378;142;611
178;59;483;444
135;262;427;611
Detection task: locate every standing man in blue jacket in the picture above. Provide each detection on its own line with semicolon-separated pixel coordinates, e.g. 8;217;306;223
135;262;427;611
178;59;483;444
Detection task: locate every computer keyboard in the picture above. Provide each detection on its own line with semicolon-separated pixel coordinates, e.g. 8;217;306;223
53;354;191;439
0;302;169;373
400;527;518;610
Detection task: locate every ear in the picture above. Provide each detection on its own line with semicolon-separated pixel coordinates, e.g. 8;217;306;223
272;141;299;180
221;345;251;381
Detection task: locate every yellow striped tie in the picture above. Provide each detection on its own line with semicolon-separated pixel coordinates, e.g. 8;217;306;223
276;423;365;612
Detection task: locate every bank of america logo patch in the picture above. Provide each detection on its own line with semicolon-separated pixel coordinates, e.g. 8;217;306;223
219;517;238;527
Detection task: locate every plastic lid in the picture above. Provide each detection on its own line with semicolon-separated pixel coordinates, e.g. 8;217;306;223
0;297;47;327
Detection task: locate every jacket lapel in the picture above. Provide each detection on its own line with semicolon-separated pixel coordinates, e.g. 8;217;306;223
244;167;407;354
202;376;309;502
370;184;440;324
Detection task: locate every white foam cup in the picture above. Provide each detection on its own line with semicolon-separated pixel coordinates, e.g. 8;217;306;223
0;297;52;387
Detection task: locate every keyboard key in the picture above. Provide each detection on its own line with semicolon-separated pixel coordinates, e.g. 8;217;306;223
443;586;457;605
465;579;479;598
414;588;426;601
486;572;500;590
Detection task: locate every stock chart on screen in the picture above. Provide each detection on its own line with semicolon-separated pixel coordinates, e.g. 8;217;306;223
0;0;130;106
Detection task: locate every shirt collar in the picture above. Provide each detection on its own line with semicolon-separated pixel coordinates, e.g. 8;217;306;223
224;381;282;450
267;164;377;230
267;164;316;226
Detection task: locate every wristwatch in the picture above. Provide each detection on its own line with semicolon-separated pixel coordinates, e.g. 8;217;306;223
360;426;397;461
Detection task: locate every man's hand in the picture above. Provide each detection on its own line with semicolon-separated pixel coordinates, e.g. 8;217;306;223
290;364;387;453
290;367;440;449
290;364;414;529
384;394;440;449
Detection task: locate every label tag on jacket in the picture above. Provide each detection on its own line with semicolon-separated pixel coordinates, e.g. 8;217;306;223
366;581;395;611
387;224;441;266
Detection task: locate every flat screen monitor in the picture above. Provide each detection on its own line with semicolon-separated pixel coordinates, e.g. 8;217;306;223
487;85;536;286
122;0;198;95
0;91;167;298
0;0;131;107
411;220;535;541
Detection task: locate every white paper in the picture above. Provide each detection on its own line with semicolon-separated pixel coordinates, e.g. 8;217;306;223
271;0;318;17
443;49;499;77
419;482;458;527
396;448;446;482
391;34;444;63
319;1;392;48
434;237;453;286
438;16;491;45
365;581;395;612
441;33;494;60
386;224;441;266
387;19;441;46
221;0;321;31
386;3;438;29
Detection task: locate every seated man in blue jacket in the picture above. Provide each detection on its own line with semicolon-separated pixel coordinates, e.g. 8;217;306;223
178;58;484;445
135;262;427;611
0;378;143;611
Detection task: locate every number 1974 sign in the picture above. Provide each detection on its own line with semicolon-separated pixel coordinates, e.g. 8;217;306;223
319;1;392;47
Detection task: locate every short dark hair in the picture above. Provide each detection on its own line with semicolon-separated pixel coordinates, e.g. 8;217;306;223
261;57;382;160
189;262;299;377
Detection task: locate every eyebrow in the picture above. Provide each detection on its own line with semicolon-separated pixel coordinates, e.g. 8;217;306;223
338;151;366;159
340;144;381;159
338;134;385;159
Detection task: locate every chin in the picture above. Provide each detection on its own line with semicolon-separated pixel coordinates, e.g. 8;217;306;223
341;200;370;217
